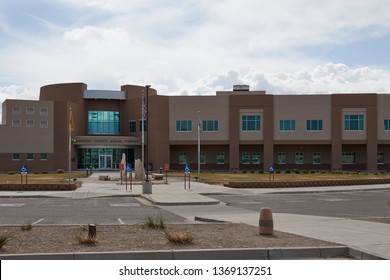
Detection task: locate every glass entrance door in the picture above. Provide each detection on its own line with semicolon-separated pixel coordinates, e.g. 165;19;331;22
99;155;112;169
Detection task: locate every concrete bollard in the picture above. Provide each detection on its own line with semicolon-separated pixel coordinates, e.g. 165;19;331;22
259;207;274;235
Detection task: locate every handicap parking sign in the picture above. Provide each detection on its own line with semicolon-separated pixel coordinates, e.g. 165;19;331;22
126;163;133;172
184;164;191;174
269;164;275;173
20;164;28;175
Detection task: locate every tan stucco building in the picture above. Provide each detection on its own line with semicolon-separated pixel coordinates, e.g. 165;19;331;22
0;82;389;173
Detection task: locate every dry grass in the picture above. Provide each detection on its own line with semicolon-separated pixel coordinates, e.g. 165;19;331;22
169;171;389;185
164;230;194;244
0;172;86;184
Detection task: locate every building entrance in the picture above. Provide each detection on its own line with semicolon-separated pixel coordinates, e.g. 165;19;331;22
99;155;112;169
77;147;134;170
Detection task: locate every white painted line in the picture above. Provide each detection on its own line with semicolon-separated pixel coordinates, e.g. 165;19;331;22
0;203;24;207
32;218;44;225
110;203;140;207
117;218;125;225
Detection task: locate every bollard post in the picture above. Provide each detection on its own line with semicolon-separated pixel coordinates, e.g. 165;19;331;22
88;224;97;238
259;207;274;235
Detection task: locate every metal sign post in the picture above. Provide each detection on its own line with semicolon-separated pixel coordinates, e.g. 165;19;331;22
20;164;28;184
184;164;191;189
126;164;133;192
269;164;275;182
164;163;170;184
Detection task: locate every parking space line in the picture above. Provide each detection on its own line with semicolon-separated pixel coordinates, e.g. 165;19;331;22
32;218;44;225
117;218;125;224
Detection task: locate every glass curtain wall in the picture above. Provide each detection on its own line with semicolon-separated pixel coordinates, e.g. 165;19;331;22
77;148;134;169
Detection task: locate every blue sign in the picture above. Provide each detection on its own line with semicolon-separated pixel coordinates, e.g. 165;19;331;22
269;164;275;173
184;164;191;174
20;164;28;175
126;163;133;172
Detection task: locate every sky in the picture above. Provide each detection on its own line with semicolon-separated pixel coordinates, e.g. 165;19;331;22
1;0;390;113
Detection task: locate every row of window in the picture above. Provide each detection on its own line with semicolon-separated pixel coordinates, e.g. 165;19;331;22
175;114;390;132
11;119;49;128
12;153;48;161
177;152;387;165
12;106;48;115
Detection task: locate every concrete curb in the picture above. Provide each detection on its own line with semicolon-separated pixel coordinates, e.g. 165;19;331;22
0;246;384;260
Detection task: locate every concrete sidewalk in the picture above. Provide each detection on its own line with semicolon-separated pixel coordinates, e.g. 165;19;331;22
1;172;390;259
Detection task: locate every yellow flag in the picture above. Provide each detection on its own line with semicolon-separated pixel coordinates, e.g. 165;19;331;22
69;109;75;132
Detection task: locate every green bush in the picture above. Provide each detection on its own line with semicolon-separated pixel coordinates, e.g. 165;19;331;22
56;169;65;174
0;232;12;248
143;215;166;230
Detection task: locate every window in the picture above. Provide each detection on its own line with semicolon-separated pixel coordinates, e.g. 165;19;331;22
377;152;384;164
88;111;120;135
26;119;34;128
313;152;321;164
26;107;35;115
278;152;286;164
216;152;225;164
241;152;250;164
203;120;218;131
252;152;261;164
200;152;206;164
295;152;304;164
342;152;356;164
12;153;20;161
129;121;136;133
279;120;296;131
27;153;34;161
306;120;323;131
242;115;261;131
176;120;192;132
40;120;48;128
40;153;47;161
40;107;48;115
344;114;364;131
12;119;21;127
12;106;21;114
179;152;187;164
384;120;390;131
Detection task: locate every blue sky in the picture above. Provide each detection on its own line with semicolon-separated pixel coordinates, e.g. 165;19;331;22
1;0;390;108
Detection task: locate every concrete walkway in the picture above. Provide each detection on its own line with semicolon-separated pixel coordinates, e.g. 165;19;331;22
1;172;390;259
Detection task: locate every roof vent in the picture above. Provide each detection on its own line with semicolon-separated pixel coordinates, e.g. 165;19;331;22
233;85;250;91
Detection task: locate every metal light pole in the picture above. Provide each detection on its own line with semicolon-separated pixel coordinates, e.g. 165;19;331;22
142;85;152;194
197;110;201;179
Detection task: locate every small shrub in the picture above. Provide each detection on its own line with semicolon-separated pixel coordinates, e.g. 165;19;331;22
303;170;309;174
250;170;255;174
143;215;166;230
0;232;12;248
8;171;15;175
258;170;264;174
56;169;65;174
41;171;48;174
285;169;291;174
75;226;98;245
242;170;247;174
21;221;33;231
164;230;193;244
75;232;98;245
275;169;281;174
310;170;315;174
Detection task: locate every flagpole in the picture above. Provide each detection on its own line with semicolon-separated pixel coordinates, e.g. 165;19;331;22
68;107;72;183
141;91;145;182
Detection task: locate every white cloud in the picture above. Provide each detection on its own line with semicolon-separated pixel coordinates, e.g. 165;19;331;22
1;0;390;105
176;62;390;95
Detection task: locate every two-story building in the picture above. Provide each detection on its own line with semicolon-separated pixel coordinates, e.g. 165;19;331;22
0;82;389;172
